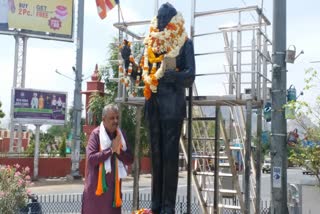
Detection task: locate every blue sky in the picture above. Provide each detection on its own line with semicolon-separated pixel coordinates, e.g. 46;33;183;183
0;0;320;128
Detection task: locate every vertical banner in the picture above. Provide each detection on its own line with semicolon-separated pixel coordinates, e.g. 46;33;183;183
5;0;73;36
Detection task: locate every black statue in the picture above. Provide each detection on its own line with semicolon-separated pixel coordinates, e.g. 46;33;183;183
120;39;141;81
144;3;196;214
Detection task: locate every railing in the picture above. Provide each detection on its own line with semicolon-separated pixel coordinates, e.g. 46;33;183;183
20;193;271;214
0;152;86;158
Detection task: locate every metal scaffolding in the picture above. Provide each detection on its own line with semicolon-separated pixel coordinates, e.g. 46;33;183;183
112;1;273;213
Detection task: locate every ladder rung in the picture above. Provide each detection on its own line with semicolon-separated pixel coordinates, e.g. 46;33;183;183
192;137;216;140
219;204;242;210
193;162;229;168
192;155;228;159
201;188;237;194
219;163;230;167
187;117;216;121
230;146;242;150
206;203;241;210
194;171;233;177
205;203;241;210
219;204;241;210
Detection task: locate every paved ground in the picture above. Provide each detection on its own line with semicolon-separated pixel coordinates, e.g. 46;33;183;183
29;172;154;194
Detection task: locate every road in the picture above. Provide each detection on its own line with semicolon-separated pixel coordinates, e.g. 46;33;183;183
30;168;317;200
28;168;320;213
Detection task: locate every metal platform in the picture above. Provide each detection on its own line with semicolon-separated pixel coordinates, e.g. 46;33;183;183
115;95;263;107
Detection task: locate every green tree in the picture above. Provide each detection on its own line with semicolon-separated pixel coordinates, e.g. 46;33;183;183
47;108;86;154
253;131;271;160
89;37;148;154
288;68;320;185
0;101;5;119
289;144;320;186
25;132;56;157
47;108;73;138
59;136;67;157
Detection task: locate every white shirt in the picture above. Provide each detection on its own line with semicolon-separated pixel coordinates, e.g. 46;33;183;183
0;0;9;24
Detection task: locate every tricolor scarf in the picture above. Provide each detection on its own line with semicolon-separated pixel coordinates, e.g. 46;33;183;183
95;122;127;208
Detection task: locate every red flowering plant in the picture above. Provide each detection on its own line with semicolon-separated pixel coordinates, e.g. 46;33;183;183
0;164;32;214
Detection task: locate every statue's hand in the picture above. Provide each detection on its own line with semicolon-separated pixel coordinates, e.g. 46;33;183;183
162;70;176;83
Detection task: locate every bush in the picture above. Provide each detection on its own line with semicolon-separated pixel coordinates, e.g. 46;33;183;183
0;164;32;214
59;136;67;157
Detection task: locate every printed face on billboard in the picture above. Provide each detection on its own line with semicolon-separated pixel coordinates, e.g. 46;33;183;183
13;88;67;125
0;0;73;41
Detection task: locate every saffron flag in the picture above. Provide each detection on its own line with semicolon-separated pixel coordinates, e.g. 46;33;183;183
96;0;119;19
96;0;106;19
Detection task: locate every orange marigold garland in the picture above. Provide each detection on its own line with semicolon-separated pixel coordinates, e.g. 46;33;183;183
134;208;153;214
119;40;143;97
142;12;188;100
118;12;187;99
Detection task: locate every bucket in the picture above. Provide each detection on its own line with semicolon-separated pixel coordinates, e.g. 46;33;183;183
286;45;296;63
263;102;272;122
287;85;297;102
261;131;269;144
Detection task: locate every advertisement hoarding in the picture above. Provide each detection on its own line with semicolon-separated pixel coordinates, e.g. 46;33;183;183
13;88;67;125
0;0;73;41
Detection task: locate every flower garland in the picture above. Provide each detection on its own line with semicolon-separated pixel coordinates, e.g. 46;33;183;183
142;12;188;100
119;41;142;97
134;208;153;214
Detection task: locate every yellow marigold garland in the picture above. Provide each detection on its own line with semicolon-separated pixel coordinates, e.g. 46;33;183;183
142;12;188;100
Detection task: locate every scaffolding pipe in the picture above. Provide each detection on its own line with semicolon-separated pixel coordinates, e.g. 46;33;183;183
213;106;220;214
236;12;242;99
251;30;256;99
255;8;263;214
244;100;252;214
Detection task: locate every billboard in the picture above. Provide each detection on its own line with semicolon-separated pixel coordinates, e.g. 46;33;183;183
13;88;67;125
0;0;73;41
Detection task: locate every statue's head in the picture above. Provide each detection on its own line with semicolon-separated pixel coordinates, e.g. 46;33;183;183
157;2;177;31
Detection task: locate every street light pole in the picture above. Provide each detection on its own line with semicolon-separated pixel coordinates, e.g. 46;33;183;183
271;0;288;213
71;0;84;178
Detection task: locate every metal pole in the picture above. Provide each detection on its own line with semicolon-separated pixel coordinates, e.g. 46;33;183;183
256;7;263;214
213;106;220;214
229;39;234;95
190;0;196;39
262;37;268;102
271;0;288;213
244;100;252;214
17;125;22;153
9;36;28;152
132;106;142;211
17;37;28;153
251;30;256;99
117;4;123;101
9;36;20;152
71;0;84;178
154;0;159;16
256;108;262;214
187;86;193;214
187;1;195;212
236;12;242;99
21;37;27;88
33;124;41;179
